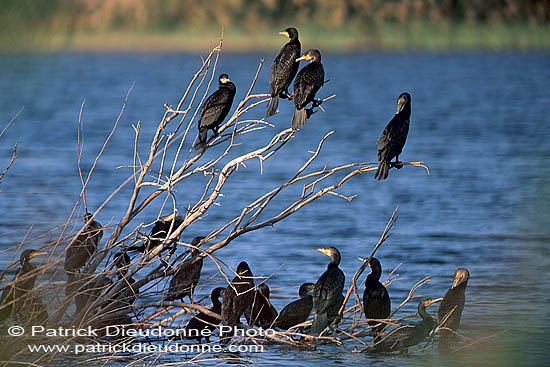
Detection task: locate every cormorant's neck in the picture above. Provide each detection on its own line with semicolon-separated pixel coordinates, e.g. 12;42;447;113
327;262;339;270
452;281;468;291
212;295;222;308
22;259;35;273
399;102;411;118
369;265;382;281
418;305;434;322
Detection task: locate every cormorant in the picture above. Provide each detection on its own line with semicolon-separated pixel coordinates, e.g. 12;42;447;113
374;92;412;180
164;236;205;302
127;212;184;254
291;49;325;130
311;246;345;334
438;268;469;352
194;73;236;152
362;257;391;336
65;213;103;296
244;283;278;328
108;251;137;313
90;253;137;331
74;276;112;315
221;261;255;336
265;27;301;118
274;282;315;330
26;293;49;326
371;298;440;354
185;287;224;343
0;249;47;322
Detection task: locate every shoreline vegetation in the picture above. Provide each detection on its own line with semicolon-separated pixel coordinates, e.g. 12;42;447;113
1;0;549;51
2;23;550;52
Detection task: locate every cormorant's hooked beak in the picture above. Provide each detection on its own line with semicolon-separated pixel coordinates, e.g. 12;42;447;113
296;54;311;62
278;31;290;38
29;251;48;259
220;76;231;83
315;247;330;257
396;100;404;114
452;275;461;288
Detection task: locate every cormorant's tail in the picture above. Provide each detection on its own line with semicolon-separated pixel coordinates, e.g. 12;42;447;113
291;108;307;130
193;129;208;153
311;312;328;334
374;161;389;181
265;96;279;118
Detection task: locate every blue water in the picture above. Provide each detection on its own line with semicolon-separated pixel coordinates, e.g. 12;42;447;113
0;51;549;366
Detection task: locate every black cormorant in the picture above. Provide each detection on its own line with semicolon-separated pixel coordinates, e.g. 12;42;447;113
244;283;278;328
311;246;345;334
74;276;112;315
221;261;255;335
371;298;440;353
0;249;47;322
274;282;315;330
26;293;49;326
438;268;469;352
374;92;411;180
109;251;137;313
194;73;236;152
362;257;391;336
127;212;184;254
65;213;103;296
185;287;224;343
265;27;301;118
165;236;205;302
291;49;325;130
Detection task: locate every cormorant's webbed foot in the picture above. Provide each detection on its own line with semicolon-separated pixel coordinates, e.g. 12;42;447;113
279;90;290;100
312;98;323;108
390;157;403;169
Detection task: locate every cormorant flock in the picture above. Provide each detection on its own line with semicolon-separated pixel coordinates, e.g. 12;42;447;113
0;27;471;356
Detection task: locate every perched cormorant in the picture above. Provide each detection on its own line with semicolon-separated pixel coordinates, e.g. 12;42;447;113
91;253;137;330
108;251;137;312
371;298;440;353
74;276;112;315
244;283;278;328
194;73;236;152
274;282;315;330
26;293;49;326
65;213;103;296
221;261;255;335
0;249;47;322
185;287;224;343
164;236;205;302
438;268;469;352
311;246;345;334
265;27;301;118
127;212;184;254
362;257;391;336
291;49;325;130
374;92;412;180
